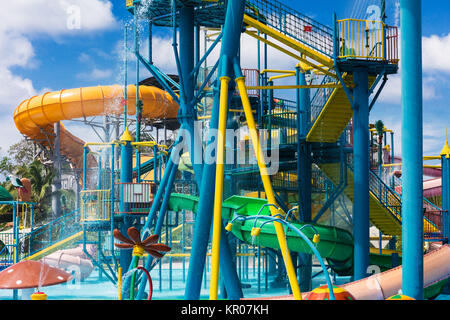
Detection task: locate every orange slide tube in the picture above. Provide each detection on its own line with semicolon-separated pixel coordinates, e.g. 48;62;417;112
13;85;179;168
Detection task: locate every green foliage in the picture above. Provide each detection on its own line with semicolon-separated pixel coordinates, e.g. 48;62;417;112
7;140;38;167
374;120;385;140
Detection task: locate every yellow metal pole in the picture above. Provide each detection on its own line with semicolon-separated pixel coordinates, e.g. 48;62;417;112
261;69;297;74
235;76;302;300
118;267;123;300
246;84;340;90
209;76;230;300
268;73;296;82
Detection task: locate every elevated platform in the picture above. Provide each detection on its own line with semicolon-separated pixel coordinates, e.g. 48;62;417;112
128;0;227;28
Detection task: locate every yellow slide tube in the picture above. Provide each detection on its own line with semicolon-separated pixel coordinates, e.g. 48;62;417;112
14;85;179;168
235;76;302;300
209;76;230;300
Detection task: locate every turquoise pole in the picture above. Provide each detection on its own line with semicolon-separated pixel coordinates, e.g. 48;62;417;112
442;152;450;240
119;138;133;272
184;0;246;300
400;0;424;300
352;66;370;280
297;66;312;291
134;4;141;182
178;5;203;186
124;25;128;129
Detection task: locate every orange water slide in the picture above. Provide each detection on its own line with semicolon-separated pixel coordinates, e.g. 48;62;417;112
13;85;179;168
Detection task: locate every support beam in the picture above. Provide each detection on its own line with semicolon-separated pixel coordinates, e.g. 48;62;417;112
441;142;450;240
52;121;62;218
352;66;370;280
178;5;203;186
184;0;246;300
297;65;312;292
400;0;424;300
119;128;134;272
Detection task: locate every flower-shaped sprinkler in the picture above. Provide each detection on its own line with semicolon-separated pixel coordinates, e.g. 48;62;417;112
113;227;171;300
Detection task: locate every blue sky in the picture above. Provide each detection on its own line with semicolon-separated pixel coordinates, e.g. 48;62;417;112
1;0;449;164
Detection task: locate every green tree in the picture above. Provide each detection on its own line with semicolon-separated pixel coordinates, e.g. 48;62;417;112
8;140;38;167
374;120;385;167
13;161;55;222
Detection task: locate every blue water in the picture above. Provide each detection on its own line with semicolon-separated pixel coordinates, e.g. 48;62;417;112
0;267;448;300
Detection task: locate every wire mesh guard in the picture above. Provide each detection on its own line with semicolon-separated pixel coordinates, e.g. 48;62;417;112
116;182;156;215
246;0;334;57
81;190;111;221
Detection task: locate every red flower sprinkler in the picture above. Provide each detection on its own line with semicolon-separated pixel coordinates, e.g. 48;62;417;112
113;227;171;300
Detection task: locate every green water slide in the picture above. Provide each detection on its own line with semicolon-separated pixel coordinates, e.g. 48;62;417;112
168;193;354;275
167;193;449;297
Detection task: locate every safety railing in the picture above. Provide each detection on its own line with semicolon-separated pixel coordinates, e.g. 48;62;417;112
115;182;155;215
310;74;336;125
262;110;297;145
81;190;111;222
246;0;334;57
271;171;298;190
386;26;399;64
197;67;259;97
353;161;447;240
424;210;448;241
0;232;15;270
241;68;260;97
337;19;386;60
18;209;82;261
347;157;403;225
368;169;402;222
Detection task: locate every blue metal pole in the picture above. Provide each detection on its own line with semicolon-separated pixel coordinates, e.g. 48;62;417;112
352;66;370;280
97;155;102;190
119;132;133;272
124;24;129;130
153;145;158;184
297;65;312;291
134;4;142;182
178;5;203;186
12;204;18;300
400;0;424;300
83;147;88;189
185;0;246;300
442;149;450;240
110;144;117;270
133;154;176;299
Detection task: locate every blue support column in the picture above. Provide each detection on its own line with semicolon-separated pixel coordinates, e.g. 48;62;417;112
441;142;450;240
119;129;134;272
352;66;370;280
178;5;203;186
297;65;312;291
134;3;142;182
184;0;246;300
400;0;424;300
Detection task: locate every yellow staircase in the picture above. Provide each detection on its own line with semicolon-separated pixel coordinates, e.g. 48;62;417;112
319;163;402;236
307;75;376;143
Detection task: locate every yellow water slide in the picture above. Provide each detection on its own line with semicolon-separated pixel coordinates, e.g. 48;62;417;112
13;85;179;168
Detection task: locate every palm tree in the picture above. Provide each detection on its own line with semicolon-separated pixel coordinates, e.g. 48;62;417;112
14;161;55;223
374;120;385;167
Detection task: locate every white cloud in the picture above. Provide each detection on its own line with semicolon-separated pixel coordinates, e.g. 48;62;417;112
422;33;450;73
0;0;117;153
77;68;114;81
378;74;438;104
0;0;117;36
377;31;450;105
